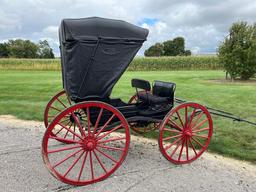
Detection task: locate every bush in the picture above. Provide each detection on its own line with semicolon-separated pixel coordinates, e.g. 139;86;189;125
218;22;256;80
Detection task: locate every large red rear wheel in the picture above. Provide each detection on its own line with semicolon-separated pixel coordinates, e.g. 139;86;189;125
159;102;213;164
44;90;72;128
128;92;158;134
42;101;130;186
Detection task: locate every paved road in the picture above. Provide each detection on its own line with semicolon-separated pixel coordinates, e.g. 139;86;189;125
0;115;255;192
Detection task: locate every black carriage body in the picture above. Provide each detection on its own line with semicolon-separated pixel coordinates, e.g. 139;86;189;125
59;17;174;124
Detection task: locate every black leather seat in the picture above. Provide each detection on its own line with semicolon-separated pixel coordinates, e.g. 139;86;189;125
131;79;175;104
138;92;169;104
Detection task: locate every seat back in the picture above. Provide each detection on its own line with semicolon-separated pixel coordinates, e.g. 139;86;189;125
153;80;176;98
131;79;151;91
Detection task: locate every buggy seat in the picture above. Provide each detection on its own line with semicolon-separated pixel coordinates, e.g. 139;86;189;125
131;79;176;104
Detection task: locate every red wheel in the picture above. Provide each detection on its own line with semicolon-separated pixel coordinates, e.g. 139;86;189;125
159;102;213;164
128;92;158;134
44;90;72;128
42;101;130;186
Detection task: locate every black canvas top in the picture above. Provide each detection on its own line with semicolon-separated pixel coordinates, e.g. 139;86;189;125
59;17;149;101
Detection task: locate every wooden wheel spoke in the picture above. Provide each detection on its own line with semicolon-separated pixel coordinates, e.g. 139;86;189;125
185;106;188;127
93;108;103;134
175;111;184;128
53;148;83;168
86;107;91;134
188;138;197;156
97;145;124;151
50;106;62;112
71;112;86;137
59;118;70;124
168;119;183;131
63;150;85;178
164;137;183;151
73;124;76;141
78;151;89;181
89;151;94;180
95;114;115;137
49;135;82;144
191;137;204;148
188;108;196;126
190;111;204;128
163;134;182;141
93;150;108;173
192;127;209;133
58;123;83;140
163;128;181;133
169;139;182;158
64;129;69;139
192;134;208;139
95;148;118;163
178;139;185;161
54;121;71;136
48;145;82;154
97;137;126;144
96;124;122;141
56;98;67;108
185;139;189;161
193;119;208;130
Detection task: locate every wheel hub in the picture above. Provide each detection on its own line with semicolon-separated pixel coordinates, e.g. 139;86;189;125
184;129;192;137
83;137;97;151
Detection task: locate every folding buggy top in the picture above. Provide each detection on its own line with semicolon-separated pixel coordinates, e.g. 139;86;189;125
42;17;213;186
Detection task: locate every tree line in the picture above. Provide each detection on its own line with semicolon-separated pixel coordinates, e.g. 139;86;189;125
144;37;191;57
0;39;54;58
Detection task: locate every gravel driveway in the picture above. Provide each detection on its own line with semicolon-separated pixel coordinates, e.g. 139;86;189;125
0;115;255;192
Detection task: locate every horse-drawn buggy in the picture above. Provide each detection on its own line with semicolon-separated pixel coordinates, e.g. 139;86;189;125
42;17;213;186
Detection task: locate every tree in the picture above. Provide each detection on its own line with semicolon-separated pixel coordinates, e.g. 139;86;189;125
144;43;164;57
218;21;256;80
163;40;175;56
0;43;9;57
7;39;39;58
145;36;191;57
172;37;185;55
163;37;187;56
38;40;55;58
184;50;192;56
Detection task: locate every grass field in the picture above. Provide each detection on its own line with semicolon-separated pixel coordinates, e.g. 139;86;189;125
0;70;255;162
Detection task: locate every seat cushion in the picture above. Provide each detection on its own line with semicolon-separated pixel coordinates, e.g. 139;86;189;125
138;92;169;104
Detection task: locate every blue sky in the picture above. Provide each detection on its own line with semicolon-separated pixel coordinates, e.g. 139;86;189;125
1;0;256;56
139;18;159;26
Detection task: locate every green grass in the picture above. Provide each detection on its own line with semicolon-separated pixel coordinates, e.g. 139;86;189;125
0;70;255;162
0;56;221;71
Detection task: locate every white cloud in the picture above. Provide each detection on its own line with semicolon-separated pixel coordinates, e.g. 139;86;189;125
0;0;256;56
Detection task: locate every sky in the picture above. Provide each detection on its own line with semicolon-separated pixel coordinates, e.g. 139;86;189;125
1;0;256;56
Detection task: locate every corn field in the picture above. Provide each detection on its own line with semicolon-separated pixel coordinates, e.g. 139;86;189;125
0;56;222;71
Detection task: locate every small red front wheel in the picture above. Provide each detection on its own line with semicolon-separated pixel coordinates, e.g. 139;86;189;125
158;102;213;164
42;101;130;186
44;90;72;128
